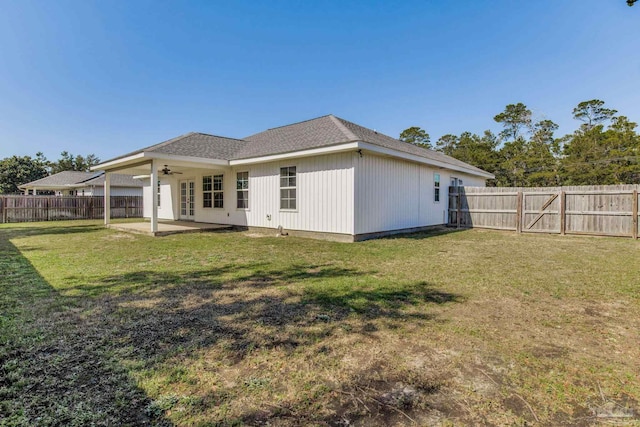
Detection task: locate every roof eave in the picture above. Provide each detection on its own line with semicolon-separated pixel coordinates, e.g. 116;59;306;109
230;141;494;178
357;142;495;179
19;184;82;190
92;152;230;172
229;142;360;165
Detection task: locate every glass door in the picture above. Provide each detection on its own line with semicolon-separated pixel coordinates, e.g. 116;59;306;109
180;180;195;220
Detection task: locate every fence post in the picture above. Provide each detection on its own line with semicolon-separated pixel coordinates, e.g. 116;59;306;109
559;190;566;235
516;191;523;233
456;190;461;229
1;197;5;224
632;189;638;240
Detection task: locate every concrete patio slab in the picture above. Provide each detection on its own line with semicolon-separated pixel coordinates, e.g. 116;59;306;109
107;221;233;236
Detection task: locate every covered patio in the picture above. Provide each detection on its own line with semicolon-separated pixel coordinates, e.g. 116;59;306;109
93;146;231;234
108;220;233;237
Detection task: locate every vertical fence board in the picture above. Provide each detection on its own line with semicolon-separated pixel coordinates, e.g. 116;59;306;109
633;190;638;240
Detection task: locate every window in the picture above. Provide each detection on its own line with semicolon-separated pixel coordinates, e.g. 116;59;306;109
434;173;440;202
213;174;224;208
203;176;212;208
157;180;161;207
236;172;249;209
280;166;296;210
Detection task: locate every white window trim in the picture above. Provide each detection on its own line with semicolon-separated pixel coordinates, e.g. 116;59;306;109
213;174;224;209
279;166;297;212
434;172;441;203
202;175;213;209
236;171;249;210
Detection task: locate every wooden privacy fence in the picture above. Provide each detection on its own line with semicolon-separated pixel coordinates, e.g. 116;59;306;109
448;185;639;239
0;196;143;223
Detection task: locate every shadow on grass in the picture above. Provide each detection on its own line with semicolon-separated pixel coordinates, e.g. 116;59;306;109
375;225;469;241
82;265;462;425
0;223;104;239
0;233;173;426
1;224;464;425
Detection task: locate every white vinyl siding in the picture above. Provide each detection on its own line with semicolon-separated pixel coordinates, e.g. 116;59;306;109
143;177;176;220
182;153;353;234
141;151;486;237
86;186;142;197
354;153;485;235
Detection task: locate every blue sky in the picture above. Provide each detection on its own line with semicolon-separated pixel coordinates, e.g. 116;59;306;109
0;0;638;161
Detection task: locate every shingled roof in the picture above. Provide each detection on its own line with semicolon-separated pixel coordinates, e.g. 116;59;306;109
107;132;248;162
98;115;492;177
19;171;143;189
18;171;97;188
239;115;490;175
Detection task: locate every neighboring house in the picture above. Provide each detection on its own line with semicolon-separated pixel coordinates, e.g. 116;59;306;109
19;171;143;197
93;115;494;241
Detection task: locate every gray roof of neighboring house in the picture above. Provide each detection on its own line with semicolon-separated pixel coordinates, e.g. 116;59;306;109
19;171;143;189
19;171;96;188
79;173;144;188
99;115;492;177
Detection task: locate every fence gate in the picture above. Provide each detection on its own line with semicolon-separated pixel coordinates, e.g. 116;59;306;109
521;192;561;234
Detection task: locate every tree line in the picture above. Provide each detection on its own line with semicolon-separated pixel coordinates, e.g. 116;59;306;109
0;152;100;194
400;99;640;187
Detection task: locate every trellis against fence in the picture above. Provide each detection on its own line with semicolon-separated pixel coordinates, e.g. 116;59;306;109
0;196;143;223
448;185;639;239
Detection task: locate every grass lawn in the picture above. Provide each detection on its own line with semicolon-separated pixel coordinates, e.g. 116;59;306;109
1;221;639;426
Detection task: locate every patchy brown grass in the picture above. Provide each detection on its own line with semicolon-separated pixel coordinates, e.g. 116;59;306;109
1;221;639;426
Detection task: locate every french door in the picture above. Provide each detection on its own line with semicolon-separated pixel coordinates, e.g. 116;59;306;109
180;180;195;220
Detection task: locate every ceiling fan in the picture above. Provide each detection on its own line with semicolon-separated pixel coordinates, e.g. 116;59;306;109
161;165;183;175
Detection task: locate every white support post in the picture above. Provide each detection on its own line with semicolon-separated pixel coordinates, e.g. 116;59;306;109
150;160;158;233
104;172;111;225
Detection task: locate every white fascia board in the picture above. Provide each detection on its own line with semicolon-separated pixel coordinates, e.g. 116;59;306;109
91;153;146;171
229;142;360;165
357;142;495;179
228;141;493;178
92;152;229;172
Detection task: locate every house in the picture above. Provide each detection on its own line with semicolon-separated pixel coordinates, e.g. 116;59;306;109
93;115;494;241
19;171;143;197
